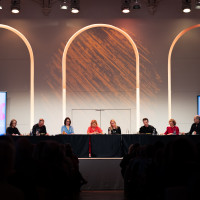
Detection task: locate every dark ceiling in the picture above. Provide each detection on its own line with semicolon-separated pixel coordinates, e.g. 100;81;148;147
0;0;200;19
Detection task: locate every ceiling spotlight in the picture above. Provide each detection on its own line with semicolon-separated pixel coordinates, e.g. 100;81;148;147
11;0;20;14
0;0;2;9
122;0;130;13
133;0;141;9
182;0;191;13
195;0;200;9
71;0;79;13
60;0;68;10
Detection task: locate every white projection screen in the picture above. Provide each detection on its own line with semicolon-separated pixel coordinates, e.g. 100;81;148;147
0;91;7;135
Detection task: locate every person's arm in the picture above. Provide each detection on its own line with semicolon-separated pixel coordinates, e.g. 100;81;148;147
188;124;194;135
32;124;36;136
118;127;121;134
99;127;103;134
6;127;11;136
16;128;21;136
61;126;65;134
164;127;168;135
96;127;103;134
139;127;143;134
87;127;92;134
152;126;157;134
43;126;48;135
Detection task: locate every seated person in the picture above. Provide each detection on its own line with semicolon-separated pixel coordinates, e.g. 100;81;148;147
139;118;157;135
187;115;200;135
108;119;121;134
32;119;48;136
87;120;103;134
6;119;21;136
163;119;179;135
61;117;74;134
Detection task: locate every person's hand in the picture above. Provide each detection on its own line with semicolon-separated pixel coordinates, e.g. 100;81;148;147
180;132;185;135
193;131;197;135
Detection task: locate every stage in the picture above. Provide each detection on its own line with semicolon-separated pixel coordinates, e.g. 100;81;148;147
79;158;123;190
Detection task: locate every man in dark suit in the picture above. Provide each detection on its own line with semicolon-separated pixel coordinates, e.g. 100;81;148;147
139;118;157;135
32;118;48;136
188;115;200;135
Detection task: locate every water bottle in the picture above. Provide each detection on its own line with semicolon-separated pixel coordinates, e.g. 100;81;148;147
36;129;40;136
173;128;176;135
152;129;156;135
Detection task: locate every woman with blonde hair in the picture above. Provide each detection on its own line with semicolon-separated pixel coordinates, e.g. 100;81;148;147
108;119;121;134
87;120;103;135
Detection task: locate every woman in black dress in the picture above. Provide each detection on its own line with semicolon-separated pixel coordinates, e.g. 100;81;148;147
6;119;21;136
108;119;121;134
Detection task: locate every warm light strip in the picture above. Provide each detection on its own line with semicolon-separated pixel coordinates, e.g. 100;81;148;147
62;24;140;132
0;24;34;129
168;24;200;120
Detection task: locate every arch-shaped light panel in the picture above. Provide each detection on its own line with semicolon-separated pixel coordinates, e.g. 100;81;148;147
0;24;34;128
62;24;140;132
168;24;200;119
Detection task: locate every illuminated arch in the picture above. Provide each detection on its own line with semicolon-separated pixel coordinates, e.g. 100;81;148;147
62;24;140;132
0;24;34;128
168;24;200;119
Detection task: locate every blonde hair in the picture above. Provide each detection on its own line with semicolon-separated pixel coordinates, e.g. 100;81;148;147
91;120;98;127
169;118;176;126
110;119;118;130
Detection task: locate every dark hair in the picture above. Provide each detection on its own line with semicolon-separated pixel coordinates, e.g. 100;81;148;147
143;118;149;122
64;117;71;126
10;119;17;127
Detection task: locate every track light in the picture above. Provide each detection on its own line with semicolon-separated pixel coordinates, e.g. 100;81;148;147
182;0;191;13
60;0;68;10
121;0;130;13
71;0;79;13
11;0;20;14
195;0;200;9
0;0;2;10
133;0;141;9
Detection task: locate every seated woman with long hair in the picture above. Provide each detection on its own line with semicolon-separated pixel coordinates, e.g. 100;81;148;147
108;119;121;134
87;120;103;135
6;119;21;136
61;117;74;134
